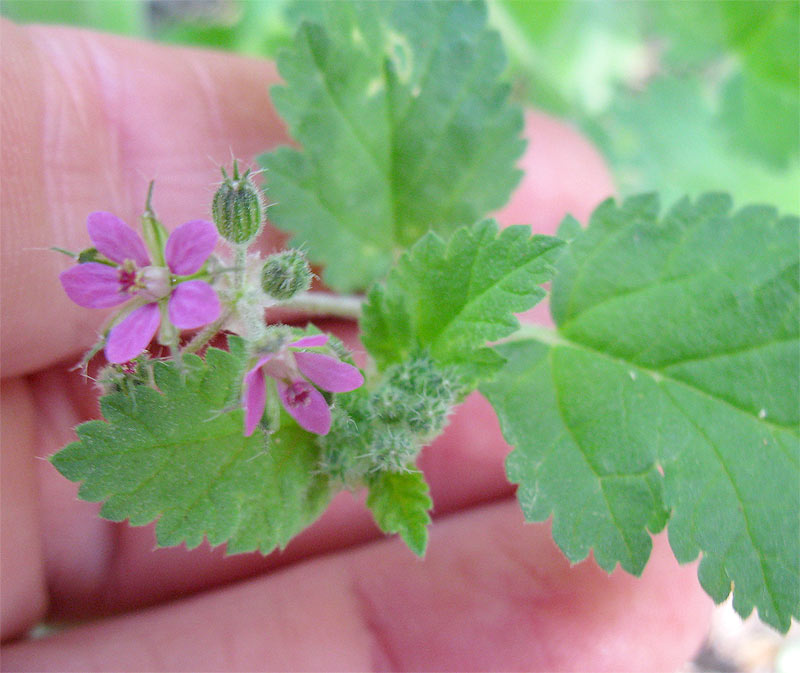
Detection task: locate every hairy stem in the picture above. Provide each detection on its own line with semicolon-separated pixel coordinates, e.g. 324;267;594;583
183;310;232;354
276;292;364;320
234;245;248;292
186;292;363;358
156;302;183;367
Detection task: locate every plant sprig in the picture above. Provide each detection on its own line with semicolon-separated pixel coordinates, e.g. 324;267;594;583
50;0;799;634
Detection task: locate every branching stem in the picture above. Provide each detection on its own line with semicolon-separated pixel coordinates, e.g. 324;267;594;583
275;292;364;320
183;310;232;354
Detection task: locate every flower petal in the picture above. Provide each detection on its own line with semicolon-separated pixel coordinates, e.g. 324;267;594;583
104;303;161;363
60;263;129;309
277;379;331;435
87;212;150;266
289;334;329;349
167;281;221;329
294;352;364;392
243;366;267;437
164;220;218;275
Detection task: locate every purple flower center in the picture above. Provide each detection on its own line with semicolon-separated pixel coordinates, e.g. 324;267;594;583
284;381;313;408
242;334;364;436
118;264;138;293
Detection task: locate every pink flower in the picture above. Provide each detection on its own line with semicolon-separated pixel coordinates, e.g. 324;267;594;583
243;334;364;436
60;212;221;363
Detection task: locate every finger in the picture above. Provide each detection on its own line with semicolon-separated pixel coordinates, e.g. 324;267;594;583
0;378;48;641
0;21;286;377
1;501;711;672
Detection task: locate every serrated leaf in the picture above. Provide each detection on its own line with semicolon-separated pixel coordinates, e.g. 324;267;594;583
481;193;799;631
361;219;564;381
260;0;524;291
51;345;332;553
366;469;432;556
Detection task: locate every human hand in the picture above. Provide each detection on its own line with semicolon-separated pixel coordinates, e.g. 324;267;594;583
0;21;712;671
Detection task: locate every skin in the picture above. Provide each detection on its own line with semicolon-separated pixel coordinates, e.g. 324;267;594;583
0;20;713;672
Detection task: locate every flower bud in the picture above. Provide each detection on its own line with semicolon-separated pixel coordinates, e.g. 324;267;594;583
371;386;407;424
372;353;459;438
212;162;265;245
317;405;371;488
260;249;312;300
97;355;152;395
368;427;417;472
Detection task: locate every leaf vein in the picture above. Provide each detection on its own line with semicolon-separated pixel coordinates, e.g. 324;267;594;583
401;40;493;194
306;29;389;181
160;438;252;541
661;385;781;619
549;348;637;566
536;336;798;432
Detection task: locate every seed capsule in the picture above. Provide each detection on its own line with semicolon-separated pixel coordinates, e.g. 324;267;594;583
260;249;313;300
211;161;265;245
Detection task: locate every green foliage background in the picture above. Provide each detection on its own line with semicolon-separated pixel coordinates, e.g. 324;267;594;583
5;0;797;213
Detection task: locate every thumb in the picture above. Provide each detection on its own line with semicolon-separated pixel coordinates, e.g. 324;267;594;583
0;20;286;377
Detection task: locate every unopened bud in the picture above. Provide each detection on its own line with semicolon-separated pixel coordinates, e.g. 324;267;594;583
371;386;407;424
317;396;375;490
369;427;417;472
260;249;312;300
372;353;459;438
212;161;265;245
97;355;152;395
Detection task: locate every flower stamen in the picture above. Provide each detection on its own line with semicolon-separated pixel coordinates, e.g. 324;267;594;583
118;260;139;293
285;381;313;408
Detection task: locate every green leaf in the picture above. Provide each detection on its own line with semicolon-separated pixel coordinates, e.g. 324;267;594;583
361;219;564;380
51;344;332;553
260;0;524;291
496;0;647;116
481;193;800;631
591;77;800;214
721;0;799;89
366;469;433;556
716;1;799;169
720;67;800;169
1;0;146;35
152;0;295;58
